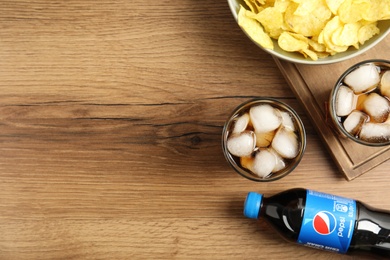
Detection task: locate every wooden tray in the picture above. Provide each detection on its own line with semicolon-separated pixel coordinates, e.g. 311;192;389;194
274;36;390;181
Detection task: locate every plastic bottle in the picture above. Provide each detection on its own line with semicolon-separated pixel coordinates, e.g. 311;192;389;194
244;188;390;257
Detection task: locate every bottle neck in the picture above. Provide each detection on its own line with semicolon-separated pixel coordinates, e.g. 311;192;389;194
349;201;390;256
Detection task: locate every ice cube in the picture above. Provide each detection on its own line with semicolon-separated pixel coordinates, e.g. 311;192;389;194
252;149;276;178
362;93;390;123
343;110;369;136
269;148;286;172
281;111;295;131
271;127;299;159
380;71;390;98
227;131;256;157
344;63;380;94
255;130;275;148
335;85;356;116
359;123;390;143
232;113;250;134
249;104;281;133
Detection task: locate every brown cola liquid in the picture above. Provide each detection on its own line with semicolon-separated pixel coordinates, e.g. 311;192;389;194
336;63;390;142
228;103;302;177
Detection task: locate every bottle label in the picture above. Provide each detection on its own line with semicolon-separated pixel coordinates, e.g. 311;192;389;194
297;190;356;254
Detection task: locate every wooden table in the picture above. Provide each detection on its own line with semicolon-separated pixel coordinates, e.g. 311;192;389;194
0;1;388;259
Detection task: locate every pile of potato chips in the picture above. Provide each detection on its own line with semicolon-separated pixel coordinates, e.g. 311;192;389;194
237;0;390;60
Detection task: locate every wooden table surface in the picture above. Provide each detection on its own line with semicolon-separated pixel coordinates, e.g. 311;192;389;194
0;1;389;259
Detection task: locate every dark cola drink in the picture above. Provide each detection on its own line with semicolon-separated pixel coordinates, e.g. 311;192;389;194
244;188;390;257
329;60;390;146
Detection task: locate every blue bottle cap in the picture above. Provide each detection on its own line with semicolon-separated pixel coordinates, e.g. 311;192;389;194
244;192;263;219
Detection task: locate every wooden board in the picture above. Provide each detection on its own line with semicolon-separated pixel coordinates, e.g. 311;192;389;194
274;36;390;181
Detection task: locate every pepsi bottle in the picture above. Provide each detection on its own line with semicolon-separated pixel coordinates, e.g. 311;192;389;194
244;188;390;257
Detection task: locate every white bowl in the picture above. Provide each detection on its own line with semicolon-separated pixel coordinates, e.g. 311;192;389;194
227;0;390;65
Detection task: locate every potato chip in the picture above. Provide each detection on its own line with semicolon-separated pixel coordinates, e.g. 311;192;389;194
273;0;290;12
261;0;276;8
278;32;307;51
300;48;319;61
363;0;390;21
338;0;370;24
284;1;332;37
326;0;345;15
290;32;309;43
308;38;326;52
252;0;266;13
293;0;318;16
255;7;284;38
243;0;258;12
237;6;274;49
236;0;388;60
316;51;331;59
245;0;274;12
319;16;349;53
358;21;380;45
331;22;360;48
243;8;258;19
245;0;277;13
278;31;319;60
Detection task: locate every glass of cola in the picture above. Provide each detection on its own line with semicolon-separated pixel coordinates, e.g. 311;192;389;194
222;98;306;182
329;60;390;146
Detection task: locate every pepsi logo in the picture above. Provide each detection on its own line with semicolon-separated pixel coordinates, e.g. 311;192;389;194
313;211;337;235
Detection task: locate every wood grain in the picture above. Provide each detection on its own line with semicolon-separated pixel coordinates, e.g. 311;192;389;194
0;1;389;259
